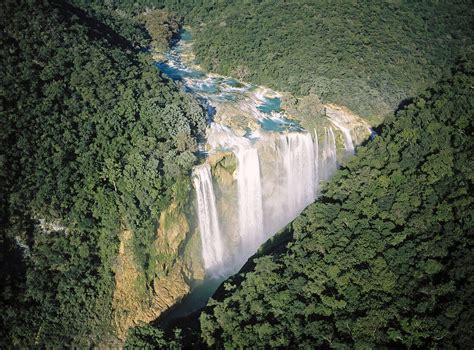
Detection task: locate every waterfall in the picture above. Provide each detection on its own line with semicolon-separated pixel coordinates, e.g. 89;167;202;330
235;146;265;258
320;127;337;182
314;129;320;193
178;42;366;276
159;32;374;316
331;119;354;154
192;164;225;272
282;133;315;215
259;132;316;237
194;128;344;274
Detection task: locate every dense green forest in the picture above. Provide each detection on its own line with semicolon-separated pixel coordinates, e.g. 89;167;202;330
2;0;473;348
127;50;474;348
0;0;205;346
139;0;472;122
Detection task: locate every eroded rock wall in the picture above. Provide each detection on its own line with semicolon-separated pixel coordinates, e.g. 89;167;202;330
111;202;205;340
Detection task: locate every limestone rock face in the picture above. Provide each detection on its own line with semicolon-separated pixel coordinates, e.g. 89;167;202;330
156;202;189;256
208;151;237;187
111;201;205;340
208;152;240;256
213;103;260;136
325;104;371;146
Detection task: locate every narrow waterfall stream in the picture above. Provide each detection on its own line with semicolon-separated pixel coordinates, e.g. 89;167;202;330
192;164;224;272
155;30;371;321
320;127;338;182
235;146;265;260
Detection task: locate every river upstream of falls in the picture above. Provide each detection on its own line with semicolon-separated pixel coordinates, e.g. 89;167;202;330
155;30;371;319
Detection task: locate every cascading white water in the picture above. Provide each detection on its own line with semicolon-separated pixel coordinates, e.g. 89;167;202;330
260;132;317;237
192;164;225;272
194;127;345;274
157;30;373;319
161;31;371;276
330;119;354;154
314;129;320;194
320;127;337;182
285;133;316;211
235;146;265;259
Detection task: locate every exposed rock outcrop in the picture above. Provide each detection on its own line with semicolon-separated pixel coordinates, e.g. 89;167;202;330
111;201;205;340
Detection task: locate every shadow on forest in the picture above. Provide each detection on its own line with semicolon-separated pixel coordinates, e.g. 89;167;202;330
149;95;424;337
359;95;416;148
54;1;137;51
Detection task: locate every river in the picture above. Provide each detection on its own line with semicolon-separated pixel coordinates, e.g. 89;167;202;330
154;29;370;321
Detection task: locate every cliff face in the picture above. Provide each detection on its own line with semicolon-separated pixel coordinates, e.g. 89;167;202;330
111;202;205;340
109;19;374;339
110;100;371;340
208;151;240;253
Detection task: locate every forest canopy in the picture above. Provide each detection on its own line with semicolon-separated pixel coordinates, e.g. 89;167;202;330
0;0;205;347
125;50;474;349
65;1;473;121
1;0;473;348
196;51;474;349
153;0;473;122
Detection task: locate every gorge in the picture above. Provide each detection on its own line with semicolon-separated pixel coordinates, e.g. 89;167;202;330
155;30;372;316
3;2;472;347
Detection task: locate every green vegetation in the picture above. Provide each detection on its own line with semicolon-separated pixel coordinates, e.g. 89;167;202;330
0;0;205;347
139;9;181;54
2;1;473;348
126;52;474;348
125;324;183;349
199;52;474;348
158;0;472;122
75;1;473;123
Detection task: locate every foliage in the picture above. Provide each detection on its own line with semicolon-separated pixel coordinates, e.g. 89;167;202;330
2;1;473;348
198;52;474;348
139;9;182;53
282;93;326;131
158;0;472;122
79;1;473;121
0;0;205;347
125;324;183;349
68;0;150;48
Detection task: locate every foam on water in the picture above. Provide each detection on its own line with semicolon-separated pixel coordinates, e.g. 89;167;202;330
158;30;366;276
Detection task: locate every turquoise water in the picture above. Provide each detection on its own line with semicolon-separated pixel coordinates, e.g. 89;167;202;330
157;28;305;136
156;62;205;81
193;83;219;94
154;29;307;325
157;29;301;136
224;78;244;88
180;30;193;41
259;117;303;133
257;97;281;113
